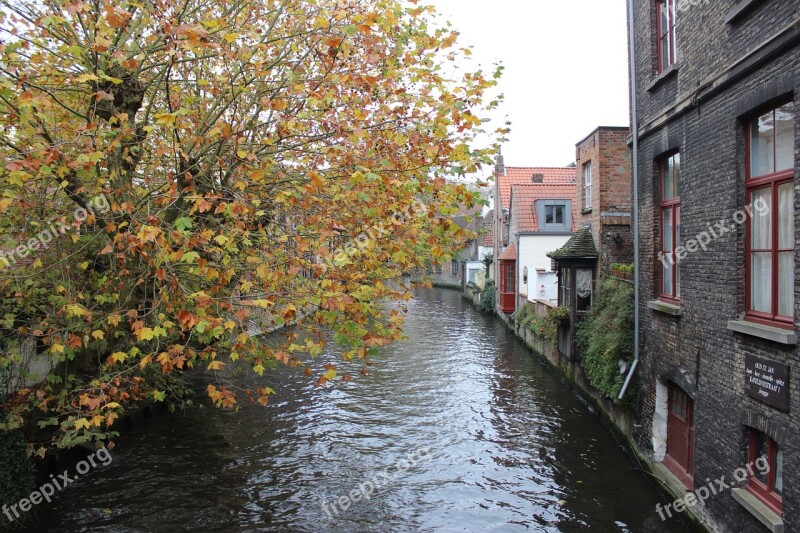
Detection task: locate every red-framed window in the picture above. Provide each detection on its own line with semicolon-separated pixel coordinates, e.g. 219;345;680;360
745;101;795;329
748;429;783;515
501;262;515;294
657;0;677;73
660;153;681;302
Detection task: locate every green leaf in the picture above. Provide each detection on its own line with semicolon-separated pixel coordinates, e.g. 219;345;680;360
175;217;193;231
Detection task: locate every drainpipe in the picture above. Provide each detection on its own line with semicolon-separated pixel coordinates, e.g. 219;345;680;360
619;0;640;401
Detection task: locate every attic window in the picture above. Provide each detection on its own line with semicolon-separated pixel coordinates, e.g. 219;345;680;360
536;199;572;232
532;173;544;184
546;205;564;225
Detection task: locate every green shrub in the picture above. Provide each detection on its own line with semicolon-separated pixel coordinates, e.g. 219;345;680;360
477;280;495;313
577;278;635;401
0;428;35;515
516;303;558;346
610;263;634;273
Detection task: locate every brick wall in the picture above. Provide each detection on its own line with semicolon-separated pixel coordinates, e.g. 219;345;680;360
631;1;800;531
575;127;633;274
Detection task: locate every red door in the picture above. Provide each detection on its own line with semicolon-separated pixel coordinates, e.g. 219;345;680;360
665;384;694;489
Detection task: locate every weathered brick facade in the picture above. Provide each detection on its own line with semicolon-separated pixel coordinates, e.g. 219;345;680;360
630;1;800;531
575;127;633;274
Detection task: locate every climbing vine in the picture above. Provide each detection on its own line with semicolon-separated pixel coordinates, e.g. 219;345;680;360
576;278;635;402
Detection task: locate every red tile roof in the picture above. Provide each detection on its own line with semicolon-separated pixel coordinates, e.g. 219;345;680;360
510;183;578;232
497;167;577;211
498;242;516;261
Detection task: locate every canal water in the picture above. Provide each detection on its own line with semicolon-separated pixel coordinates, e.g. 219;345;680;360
29;288;692;532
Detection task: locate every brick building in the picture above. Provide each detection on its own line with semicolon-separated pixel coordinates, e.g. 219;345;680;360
629;1;799;531
574;126;634;275
548;127;633;360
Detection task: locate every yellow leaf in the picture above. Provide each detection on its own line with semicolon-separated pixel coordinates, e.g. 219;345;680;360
107;314;121;327
135;327;155;341
154;113;176;127
74;418;92;430
207;360;225;371
104;402;121;410
224;320;236;330
76;73;100;83
109;351;127;363
91;330;105;340
0;198;12;212
214;235;229;245
51;343;65;354
253;364;265;376
224;33;239;43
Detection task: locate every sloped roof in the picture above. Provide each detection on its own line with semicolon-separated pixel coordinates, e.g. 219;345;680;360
497;167;577;211
452;203;483;231
498;242;516;261
547;227;598;259
510;183;578;233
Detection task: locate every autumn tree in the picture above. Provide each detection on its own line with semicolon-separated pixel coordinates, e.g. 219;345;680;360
0;0;502;450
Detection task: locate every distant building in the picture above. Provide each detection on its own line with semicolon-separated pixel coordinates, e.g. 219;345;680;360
548;126;632;360
492;159;577;315
629;1;798;531
508;183;577;309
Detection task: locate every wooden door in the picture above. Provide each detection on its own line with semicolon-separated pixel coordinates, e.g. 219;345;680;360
665;384;694;489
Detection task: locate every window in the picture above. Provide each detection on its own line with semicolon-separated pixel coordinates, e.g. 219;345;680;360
537;200;572;232
583;162;592;209
503;262;515;293
660;153;681;302
657;0;677;73
746;102;795;328
451;259;459;276
576;268;593;311
748;429;783;515
546;205;564;225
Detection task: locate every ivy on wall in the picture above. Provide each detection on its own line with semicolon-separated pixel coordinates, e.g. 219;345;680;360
577;278;635;402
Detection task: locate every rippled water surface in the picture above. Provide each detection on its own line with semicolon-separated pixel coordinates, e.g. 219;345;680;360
31;288;691;532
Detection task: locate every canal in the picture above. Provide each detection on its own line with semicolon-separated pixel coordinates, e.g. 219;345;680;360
29;288;692;532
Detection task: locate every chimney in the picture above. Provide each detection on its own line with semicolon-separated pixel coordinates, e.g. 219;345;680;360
495;152;505;176
532;173;544;184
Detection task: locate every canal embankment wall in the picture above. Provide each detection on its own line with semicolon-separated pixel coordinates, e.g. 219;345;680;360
461;285;709;533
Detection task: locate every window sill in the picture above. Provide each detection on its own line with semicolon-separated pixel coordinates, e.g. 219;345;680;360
581;208;593;215
732;488;784;533
727;320;797;345
647;300;683;316
646;62;679;93
725;0;763;24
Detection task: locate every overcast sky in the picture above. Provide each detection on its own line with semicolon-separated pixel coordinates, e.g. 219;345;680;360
427;0;631;168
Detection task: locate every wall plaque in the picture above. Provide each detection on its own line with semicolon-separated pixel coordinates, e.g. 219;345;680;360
745;354;789;412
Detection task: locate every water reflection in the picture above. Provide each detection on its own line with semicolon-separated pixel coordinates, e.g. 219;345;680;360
29;288;691;532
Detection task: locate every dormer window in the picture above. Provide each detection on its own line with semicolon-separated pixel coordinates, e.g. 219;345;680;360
536;200;572;232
